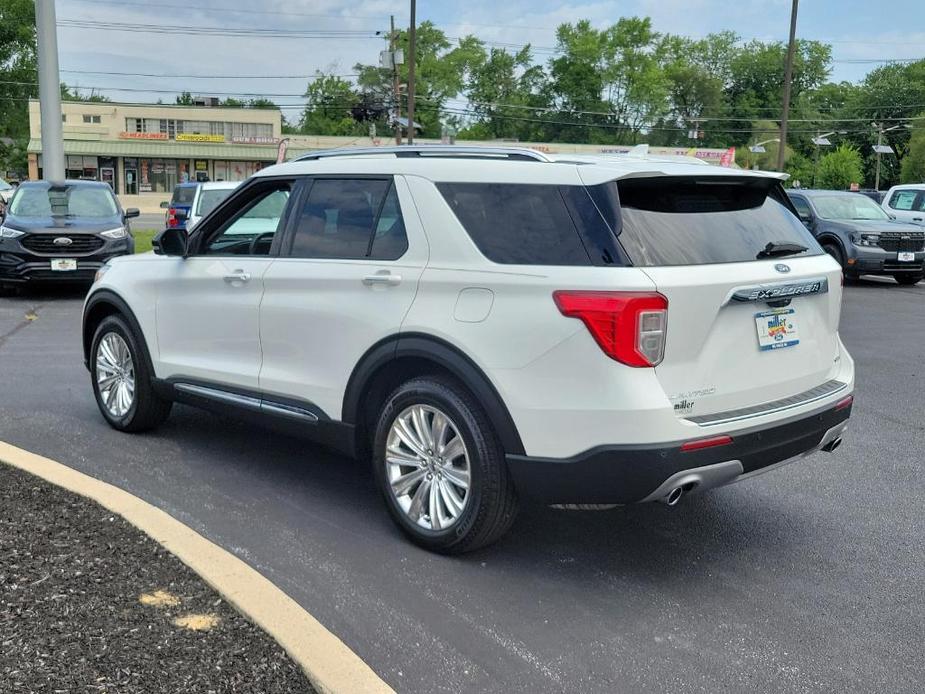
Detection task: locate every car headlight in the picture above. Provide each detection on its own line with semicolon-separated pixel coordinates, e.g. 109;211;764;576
854;233;880;247
0;224;24;239
100;226;128;239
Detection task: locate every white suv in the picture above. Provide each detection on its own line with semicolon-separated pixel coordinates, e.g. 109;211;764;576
82;146;855;553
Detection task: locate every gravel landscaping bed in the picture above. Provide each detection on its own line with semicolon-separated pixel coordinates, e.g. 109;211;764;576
0;463;314;693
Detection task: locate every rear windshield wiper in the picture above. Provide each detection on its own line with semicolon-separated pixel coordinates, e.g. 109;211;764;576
756;242;809;259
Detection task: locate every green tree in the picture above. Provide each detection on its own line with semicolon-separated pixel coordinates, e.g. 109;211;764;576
816;144;864;190
299;74;365;136
900;119;925;183
0;0;36;175
61;84;111;102
175;91;194;106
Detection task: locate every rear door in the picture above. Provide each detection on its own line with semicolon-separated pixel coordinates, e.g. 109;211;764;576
607;175;844;419
258;175;426;418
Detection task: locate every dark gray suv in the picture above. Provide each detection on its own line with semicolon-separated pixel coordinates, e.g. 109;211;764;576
0;180;138;290
787;189;925;285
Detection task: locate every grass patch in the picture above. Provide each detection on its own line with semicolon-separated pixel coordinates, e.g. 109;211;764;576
133;229;158;254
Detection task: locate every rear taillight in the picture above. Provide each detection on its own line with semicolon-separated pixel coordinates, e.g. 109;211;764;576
167;207;178;227
553;291;668;367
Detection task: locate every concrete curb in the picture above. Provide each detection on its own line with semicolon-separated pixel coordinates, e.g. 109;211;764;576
0;440;393;694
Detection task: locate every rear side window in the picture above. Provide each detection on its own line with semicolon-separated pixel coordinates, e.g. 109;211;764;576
171;185;196;204
789;196;812;218
612;177;822;266
438;183;592;265
288;178;407;260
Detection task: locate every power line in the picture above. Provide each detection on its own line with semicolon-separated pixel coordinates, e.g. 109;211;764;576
59;69;359;80
56;19;381;39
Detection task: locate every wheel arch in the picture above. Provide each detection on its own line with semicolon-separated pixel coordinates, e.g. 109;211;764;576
817;232;848;259
343;333;526;457
82;290;152;373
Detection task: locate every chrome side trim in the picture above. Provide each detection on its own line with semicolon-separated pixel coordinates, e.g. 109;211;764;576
174;383;261;410
260;400;319;422
686;379;847;427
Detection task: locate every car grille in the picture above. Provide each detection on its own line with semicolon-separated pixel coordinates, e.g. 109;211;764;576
877;231;925;253
20;234;105;255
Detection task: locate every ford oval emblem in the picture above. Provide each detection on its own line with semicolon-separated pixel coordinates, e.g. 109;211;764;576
53;237;73;246
774;263;791;274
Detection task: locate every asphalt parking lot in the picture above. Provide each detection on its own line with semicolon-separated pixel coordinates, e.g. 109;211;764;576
0;278;923;693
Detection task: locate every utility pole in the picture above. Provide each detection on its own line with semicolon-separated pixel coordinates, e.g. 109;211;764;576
390;15;402;145
407;0;417;145
777;0;799;172
874;123;883;192
36;0;65;180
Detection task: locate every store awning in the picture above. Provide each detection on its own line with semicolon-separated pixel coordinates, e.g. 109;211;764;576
27;138;312;161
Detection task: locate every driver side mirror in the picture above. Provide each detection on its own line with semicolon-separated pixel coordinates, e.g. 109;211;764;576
152;227;188;257
798;212;813;227
124;207;140;219
159;200;170;209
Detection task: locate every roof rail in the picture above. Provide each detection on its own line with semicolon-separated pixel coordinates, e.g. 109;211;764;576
294;145;552;163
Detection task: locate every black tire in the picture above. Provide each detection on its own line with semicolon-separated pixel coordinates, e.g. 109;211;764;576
822;242;845;269
90;314;172;432
372;375;519;554
894;273;923;286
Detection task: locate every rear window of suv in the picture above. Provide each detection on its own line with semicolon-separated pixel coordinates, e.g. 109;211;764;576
612;176;821;266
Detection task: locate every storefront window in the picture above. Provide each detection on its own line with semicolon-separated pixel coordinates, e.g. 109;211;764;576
137;158;184;193
66;155;98;181
213;160;274;182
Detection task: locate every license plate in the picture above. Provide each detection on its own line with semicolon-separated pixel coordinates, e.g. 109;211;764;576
50;258;77;272
755;308;799;351
898;252;916;262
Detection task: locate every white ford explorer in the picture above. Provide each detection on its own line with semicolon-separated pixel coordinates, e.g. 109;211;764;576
82;146;855;553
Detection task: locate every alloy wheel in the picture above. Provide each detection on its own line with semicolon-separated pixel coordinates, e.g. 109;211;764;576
95;332;135;418
385;404;471;531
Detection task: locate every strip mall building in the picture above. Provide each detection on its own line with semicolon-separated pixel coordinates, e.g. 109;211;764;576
28;100;732;204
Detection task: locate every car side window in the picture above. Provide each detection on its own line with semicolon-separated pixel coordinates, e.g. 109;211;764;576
889;190;918;211
203;183;291;256
287;178;407;260
790;196;812;219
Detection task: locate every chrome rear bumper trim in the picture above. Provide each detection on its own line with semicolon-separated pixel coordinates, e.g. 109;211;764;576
686;379;848;427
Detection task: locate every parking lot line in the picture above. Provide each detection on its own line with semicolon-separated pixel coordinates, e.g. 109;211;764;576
0;439;393;694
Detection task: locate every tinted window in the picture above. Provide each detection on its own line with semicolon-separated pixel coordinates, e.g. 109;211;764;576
789;196;812;218
9;184;117;218
205;184;291;256
171;185;197;204
813;194;889;220
438;183;591;265
613;177;821;266
369;185;409;260
288;178;396;259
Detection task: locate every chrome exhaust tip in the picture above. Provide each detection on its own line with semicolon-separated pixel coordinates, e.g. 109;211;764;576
821;436;842;453
662;486;684;506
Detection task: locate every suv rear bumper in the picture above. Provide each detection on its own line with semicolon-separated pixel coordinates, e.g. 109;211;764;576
504;399;852;505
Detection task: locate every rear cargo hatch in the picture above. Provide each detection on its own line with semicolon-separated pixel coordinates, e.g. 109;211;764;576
610;174;844;420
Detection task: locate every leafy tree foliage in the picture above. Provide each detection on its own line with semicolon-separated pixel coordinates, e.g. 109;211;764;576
816;144;864;190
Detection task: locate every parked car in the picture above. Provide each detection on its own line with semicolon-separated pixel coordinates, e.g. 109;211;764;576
788;189;925;285
82;146;854;553
0;177;14;206
160;182;198;232
880;184;925;225
855;189;885;205
186;181;240;231
0;180;137;290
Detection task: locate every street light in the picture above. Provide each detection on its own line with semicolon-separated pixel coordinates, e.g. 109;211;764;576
873;122;908;191
811;131;847;188
747;138;780;170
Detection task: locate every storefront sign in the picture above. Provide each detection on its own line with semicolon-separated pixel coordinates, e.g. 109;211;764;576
119;131;168;140
194;160;209;171
176;133;225;143
231;136;279;145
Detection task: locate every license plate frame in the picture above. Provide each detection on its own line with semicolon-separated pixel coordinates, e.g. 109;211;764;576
50;258;78;272
755;308;799;351
898;251;916;262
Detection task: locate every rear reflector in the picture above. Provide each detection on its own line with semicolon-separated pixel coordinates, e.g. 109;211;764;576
553;291;668;367
834;394;854;411
680;435;733;452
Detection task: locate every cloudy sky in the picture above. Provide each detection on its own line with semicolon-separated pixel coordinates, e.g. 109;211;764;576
55;0;925;123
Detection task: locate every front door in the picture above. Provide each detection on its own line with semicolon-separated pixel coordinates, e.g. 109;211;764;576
155;179;295;390
258;175;426;418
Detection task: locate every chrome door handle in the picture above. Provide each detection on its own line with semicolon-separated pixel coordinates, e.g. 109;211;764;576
223;270;251;283
363;272;402;286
